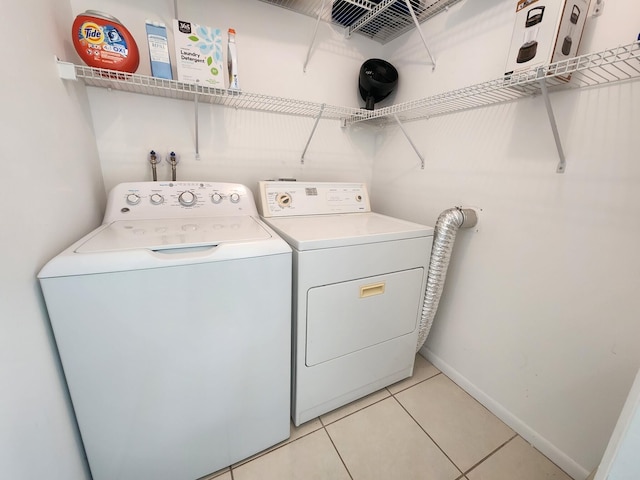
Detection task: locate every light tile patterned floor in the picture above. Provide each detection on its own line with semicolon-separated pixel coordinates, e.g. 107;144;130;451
201;355;573;480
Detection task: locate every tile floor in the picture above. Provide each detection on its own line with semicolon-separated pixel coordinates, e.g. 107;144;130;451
201;355;574;480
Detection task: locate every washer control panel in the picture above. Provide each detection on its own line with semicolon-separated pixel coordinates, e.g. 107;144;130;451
258;181;371;217
103;181;257;222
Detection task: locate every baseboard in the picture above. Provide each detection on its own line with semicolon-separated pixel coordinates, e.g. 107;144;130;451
420;346;590;480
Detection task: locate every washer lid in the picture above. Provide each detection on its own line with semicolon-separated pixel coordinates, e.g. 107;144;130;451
76;216;272;253
263;212;433;250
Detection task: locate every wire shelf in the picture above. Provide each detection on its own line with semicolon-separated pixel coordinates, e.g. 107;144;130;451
59;42;639;128
348;42;640;125
257;0;464;44
62;63;368;122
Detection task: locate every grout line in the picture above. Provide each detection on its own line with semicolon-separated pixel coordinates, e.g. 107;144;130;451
323;425;354;480
391;394;465;478
462;433;519;476
388;371;443;396
229;424;323;470
320;394;392;427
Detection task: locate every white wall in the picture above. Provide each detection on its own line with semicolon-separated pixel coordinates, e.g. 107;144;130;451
372;1;640;478
69;0;381;195
0;1;105;479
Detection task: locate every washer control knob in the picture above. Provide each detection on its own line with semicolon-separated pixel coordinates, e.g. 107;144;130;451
179;191;197;207
126;193;141;205
211;193;223;204
229;192;240;204
150;193;164;205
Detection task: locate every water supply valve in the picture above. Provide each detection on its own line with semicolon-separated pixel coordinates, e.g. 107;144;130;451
167;151;179;181
148;150;159;181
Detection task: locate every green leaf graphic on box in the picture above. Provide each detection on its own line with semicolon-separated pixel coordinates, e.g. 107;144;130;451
211;66;219;75
188;36;199;42
207;56;212;66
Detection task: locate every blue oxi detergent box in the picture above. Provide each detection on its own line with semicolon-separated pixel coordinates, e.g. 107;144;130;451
173;19;224;87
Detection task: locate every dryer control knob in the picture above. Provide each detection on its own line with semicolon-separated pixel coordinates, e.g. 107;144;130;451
211;193;223;204
230;193;240;204
276;193;292;207
126;193;141;205
150;193;164;205
179;191;197;206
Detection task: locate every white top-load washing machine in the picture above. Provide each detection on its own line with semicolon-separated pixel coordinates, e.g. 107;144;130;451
258;181;434;426
38;181;292;480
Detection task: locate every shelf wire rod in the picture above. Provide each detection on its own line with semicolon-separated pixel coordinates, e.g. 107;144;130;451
393;114;425;169
347;0;394;38
404;0;436;69
301;104;326;164
303;0;326;73
604;62;634;80
537;72;566;174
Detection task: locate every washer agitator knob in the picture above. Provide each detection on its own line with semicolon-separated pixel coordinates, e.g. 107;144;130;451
178;191;197;206
211;193;223;204
126;193;141;205
230;193;240;204
150;193;164;205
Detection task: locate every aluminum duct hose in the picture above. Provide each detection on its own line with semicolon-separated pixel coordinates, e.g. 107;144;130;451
416;207;478;351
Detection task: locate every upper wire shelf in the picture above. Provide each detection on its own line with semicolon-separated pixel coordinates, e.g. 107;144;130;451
257;0;464;44
57;61;367;122
348;42;640;125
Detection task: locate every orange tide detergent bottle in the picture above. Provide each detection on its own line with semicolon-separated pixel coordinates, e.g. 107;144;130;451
72;10;140;73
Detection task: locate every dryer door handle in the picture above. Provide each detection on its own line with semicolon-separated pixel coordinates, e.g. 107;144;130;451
360;282;386;298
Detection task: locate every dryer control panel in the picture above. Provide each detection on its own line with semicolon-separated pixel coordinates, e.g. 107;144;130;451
103;181;257;222
258;181;371;217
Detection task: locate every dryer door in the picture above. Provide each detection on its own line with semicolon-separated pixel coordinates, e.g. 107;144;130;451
305;268;424;366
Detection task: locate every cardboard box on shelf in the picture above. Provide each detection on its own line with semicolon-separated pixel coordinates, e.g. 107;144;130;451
504;0;591;79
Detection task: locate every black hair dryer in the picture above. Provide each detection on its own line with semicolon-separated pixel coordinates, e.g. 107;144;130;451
358;59;399;110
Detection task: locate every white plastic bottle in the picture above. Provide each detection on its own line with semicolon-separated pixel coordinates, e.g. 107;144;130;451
227;28;240;90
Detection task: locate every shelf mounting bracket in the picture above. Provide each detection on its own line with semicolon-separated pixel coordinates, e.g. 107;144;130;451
404;0;437;70
393;114;425;169
301;104;326;164
537;68;566;173
56;57;77;80
303;0;327;72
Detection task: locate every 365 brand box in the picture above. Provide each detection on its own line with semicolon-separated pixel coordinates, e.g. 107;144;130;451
505;0;591;78
173;19;225;87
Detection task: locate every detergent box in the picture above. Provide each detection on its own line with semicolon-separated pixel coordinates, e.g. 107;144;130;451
173;19;225;87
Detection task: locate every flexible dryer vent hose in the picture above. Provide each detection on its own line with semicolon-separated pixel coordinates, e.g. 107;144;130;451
416;207;478;352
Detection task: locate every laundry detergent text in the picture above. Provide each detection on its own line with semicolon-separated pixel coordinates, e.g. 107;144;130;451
180;49;206;64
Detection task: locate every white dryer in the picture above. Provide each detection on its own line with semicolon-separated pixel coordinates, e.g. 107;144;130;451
258;181;434;426
38;181;292;480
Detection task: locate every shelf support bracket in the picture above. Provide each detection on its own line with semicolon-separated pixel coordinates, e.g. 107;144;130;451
194;91;201;161
56;57;77;80
301;104;326;164
404;0;437;70
394;114;425;169
303;0;327;72
537;70;566;173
